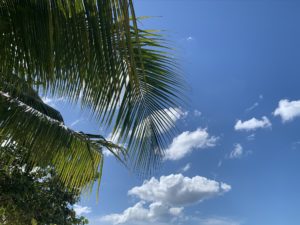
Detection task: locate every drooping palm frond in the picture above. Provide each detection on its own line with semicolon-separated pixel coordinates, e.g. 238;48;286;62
0;0;185;181
0;90;126;190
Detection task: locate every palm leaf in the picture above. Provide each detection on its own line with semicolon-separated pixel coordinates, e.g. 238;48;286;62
0;90;126;190
0;76;64;122
0;0;186;179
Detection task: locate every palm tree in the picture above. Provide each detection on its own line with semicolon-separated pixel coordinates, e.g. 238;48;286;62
0;0;185;191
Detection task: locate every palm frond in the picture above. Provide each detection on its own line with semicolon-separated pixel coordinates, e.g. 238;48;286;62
112;28;186;174
0;91;126;190
0;0;186;176
0;76;64;122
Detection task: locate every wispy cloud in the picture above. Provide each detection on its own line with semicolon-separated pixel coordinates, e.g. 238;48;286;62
245;102;259;112
194;110;202;117
229;144;243;159
228;144;252;160
245;95;264;113
292;141;300;150
180;163;191;173
70;119;83;127
217;160;223;168
247;134;256;141
195;217;242;225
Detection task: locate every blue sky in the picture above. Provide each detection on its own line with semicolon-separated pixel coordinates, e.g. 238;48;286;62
47;1;300;224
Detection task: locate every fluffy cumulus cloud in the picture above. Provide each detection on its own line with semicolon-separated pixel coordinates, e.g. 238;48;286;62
273;99;300;122
100;174;231;225
164;128;218;160
101;213;241;225
74;204;92;216
128;174;231;207
234;116;271;131
101;201;183;225
229;144;243;159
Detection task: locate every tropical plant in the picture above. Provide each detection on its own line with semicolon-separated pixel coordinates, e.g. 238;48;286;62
0;143;89;225
0;0;184;191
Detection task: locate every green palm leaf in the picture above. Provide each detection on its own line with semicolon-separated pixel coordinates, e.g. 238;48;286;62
0;0;185;187
0;89;126;190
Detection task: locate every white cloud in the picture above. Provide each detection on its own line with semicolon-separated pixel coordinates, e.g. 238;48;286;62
217;160;222;168
101;201;183;225
194;110;202;117
181;163;191;172
164;128;218;161
247;134;255;141
245;95;264;113
70;119;82;127
196;217;241;225
100;174;231;225
128;174;231;207
100;214;240;225
186;36;194;41
229;144;243;159
234;116;271;131
245;102;259;112
273;99;300;122
74;204;92;216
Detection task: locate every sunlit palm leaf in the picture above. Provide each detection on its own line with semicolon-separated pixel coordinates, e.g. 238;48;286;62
0;91;126;190
0;0;185;181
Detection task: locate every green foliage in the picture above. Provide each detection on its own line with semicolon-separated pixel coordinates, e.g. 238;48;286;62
0;85;126;190
0;0;185;190
0;144;89;225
